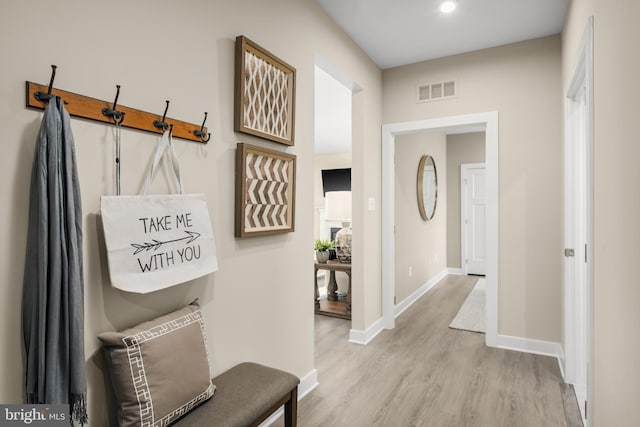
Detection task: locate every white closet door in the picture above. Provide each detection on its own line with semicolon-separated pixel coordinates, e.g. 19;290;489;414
462;164;486;275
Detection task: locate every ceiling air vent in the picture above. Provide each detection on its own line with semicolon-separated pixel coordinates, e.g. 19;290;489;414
416;80;456;103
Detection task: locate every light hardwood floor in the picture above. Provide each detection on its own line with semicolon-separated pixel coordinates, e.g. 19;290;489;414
274;275;582;427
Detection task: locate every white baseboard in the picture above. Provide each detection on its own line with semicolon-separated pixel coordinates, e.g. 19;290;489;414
260;368;318;427
298;368;319;399
349;317;384;345
394;268;448;318
497;334;563;360
447;268;465;275
349;269;448;345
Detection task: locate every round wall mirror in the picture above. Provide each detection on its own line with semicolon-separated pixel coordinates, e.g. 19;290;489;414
417;155;438;221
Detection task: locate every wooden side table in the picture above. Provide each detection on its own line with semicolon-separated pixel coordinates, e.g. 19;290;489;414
314;261;351;320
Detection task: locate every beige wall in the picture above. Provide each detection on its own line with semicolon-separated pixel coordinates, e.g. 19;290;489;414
562;0;595;86
446;132;486;269
383;35;563;343
0;1;381;423
352;89;383;329
564;0;640;424
394;133;447;302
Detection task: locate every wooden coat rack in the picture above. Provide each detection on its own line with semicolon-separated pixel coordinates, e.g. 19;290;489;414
25;66;211;143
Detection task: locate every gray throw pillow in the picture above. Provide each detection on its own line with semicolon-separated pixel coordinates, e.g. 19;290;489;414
98;301;214;426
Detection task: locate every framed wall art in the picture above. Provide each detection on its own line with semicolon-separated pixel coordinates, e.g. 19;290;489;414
234;35;296;146
235;143;296;238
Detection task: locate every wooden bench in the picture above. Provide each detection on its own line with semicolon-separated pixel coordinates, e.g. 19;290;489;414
172;362;300;427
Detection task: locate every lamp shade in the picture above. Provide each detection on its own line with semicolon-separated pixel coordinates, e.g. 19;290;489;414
325;191;352;221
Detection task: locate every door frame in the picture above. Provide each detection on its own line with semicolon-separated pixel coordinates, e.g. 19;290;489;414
564;16;594;425
461;163;486;276
381;112;499;347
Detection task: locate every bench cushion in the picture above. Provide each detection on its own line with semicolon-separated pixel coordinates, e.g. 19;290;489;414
98;302;214;426
172;362;299;427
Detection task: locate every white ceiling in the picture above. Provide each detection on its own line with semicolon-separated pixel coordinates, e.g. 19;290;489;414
315;0;569;69
313;0;569;153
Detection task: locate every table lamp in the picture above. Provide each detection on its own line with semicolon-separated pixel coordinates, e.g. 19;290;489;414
325;191;352;263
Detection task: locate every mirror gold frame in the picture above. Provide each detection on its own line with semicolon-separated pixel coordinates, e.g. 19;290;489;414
417;155;438;221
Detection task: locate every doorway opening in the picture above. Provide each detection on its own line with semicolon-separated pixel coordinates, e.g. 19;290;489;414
313;56;360;332
382;112;499;347
446;131;487;276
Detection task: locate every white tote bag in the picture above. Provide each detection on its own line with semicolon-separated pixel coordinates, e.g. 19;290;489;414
101;131;218;293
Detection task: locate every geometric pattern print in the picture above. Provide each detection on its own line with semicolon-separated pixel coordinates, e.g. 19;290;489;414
122;310;213;427
244;153;290;231
243;50;290;139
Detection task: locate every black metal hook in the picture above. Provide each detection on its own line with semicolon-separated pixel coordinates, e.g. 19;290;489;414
169;123;174;136
193;112;211;143
153;100;170;131
34;65;58;102
102;85;125;124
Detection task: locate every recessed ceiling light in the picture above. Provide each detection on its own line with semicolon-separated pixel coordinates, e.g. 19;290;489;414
440;1;457;13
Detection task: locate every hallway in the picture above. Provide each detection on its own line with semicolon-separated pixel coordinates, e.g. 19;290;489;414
276;275;582;426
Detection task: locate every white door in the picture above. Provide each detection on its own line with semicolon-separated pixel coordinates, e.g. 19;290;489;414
564;18;593;425
462;164;486;275
565;69;591;423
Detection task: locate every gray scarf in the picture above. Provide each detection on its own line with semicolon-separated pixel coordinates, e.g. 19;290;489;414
22;97;88;425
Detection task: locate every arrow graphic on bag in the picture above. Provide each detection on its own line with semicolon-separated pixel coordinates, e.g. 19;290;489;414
131;230;201;255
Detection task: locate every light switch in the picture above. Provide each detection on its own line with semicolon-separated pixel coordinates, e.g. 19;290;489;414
368;197;376;211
